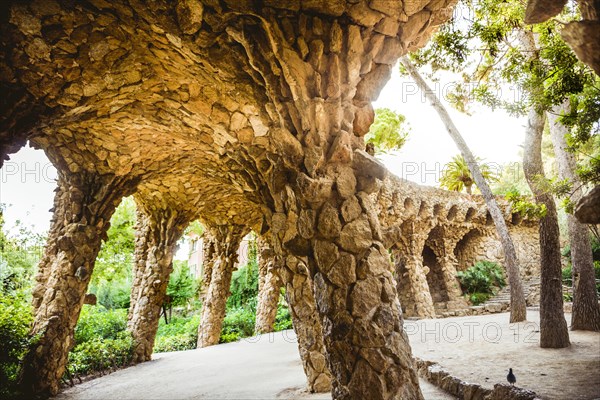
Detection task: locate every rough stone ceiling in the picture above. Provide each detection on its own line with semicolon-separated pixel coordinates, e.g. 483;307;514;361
1;0;456;228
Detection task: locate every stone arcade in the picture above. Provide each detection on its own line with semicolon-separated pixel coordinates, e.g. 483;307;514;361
0;1;573;399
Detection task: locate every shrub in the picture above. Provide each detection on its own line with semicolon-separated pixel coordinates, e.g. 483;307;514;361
153;315;199;353
167;261;198;308
66;331;134;379
469;292;491;305
92;281;131;310
0;291;34;399
74;305;128;345
457;261;506;299
562;265;573;286
220;307;255;343
227;260;259;311
274;297;293;331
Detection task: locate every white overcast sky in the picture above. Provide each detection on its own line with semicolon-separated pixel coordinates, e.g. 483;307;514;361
0;64;527;237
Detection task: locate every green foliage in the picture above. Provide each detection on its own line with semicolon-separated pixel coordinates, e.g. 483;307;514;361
409;0;600;192
274;299;293;331
365;108;410;154
64;305;132;380
153;315;200;353
66;331;133;379
0;291;34;398
74;306;128;345
91;197;136;288
220;307;256;343
440;154;498;194
185;220;204;237
91;280;131;310
457;261;506;299
505;188;547;218
468;292;492;305
226;260;259;311
491;162;532;196
166;260;198;307
0;205;45;295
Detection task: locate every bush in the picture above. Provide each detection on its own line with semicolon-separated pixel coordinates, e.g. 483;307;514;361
274;297;293;331
562;265;573;286
153;315;199;353
220;307;255;343
92;281;131;310
457;261;506;299
167;261;198;308
469;292;491;305
227;260;259;311
562;261;600;294
74;306;128;345
66;331;133;379
0;292;34;399
63;305;131;381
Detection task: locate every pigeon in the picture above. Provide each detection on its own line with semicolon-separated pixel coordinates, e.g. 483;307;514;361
507;368;516;386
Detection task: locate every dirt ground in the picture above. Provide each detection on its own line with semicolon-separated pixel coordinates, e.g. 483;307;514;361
405;310;600;400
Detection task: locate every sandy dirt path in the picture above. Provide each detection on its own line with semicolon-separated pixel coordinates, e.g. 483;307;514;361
405;310;600;400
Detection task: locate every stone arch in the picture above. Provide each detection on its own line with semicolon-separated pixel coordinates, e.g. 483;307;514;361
423;226;449;304
453;228;487;271
403;197;415;214
433;203;444;218
422;244;449;303
418;201;429;218
447;204;458;221
511;212;523;225
465;207;477;221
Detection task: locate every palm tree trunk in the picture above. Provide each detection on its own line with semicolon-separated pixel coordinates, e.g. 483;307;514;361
523;106;571;348
548;100;600;331
400;56;527;323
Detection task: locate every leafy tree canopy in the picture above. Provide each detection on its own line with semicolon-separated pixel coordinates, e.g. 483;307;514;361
365;108;410;154
440;154;498;194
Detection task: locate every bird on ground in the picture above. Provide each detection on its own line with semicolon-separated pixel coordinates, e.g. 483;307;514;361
507;368;516;386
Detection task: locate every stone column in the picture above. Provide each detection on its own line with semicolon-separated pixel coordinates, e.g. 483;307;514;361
197;225;246;348
200;230;217;301
255;238;283;334
226;10;444;398
440;239;467;303
127;205;192;363
20;171;138;397
279;254;332;393
393;244;436;319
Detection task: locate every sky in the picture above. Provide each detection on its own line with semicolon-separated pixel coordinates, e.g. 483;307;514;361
0;64;528;242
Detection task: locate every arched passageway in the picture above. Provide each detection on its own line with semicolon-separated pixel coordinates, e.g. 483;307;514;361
422;245;449;304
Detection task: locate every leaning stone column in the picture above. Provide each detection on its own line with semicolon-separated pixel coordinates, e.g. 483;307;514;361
20;171;138;397
440;239;467;302
197;225;247;348
200;230;217;302
393;243;436;319
127;204;192;363
255;239;283;334
279;254;332;393
224;6;455;397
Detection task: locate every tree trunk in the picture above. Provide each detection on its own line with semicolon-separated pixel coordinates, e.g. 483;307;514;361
523;106;571;348
548;100;600;331
401;56;527;323
197;225;246;348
